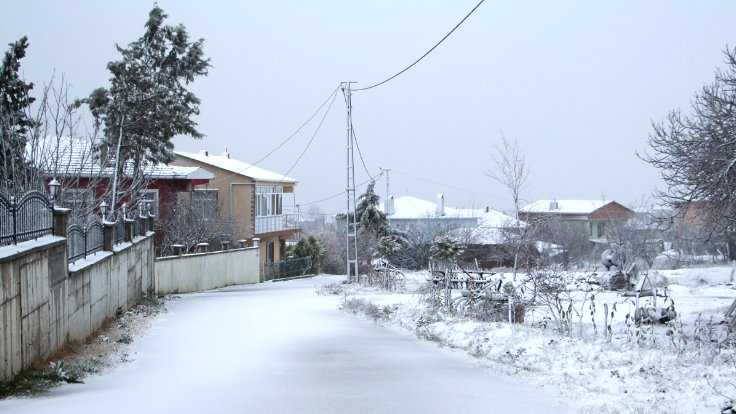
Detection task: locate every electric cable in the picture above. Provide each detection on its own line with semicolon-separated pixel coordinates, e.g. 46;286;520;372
354;0;485;92
203;84;341;185
279;86;340;180
391;167;500;199
294;176;378;208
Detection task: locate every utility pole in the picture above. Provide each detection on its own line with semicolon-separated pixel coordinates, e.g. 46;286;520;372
378;166;391;213
343;81;359;283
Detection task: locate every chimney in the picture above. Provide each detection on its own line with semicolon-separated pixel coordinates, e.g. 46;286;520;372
199;150;209;156
387;196;395;215
550;200;559;210
436;193;445;216
222;146;230;159
485;206;489;213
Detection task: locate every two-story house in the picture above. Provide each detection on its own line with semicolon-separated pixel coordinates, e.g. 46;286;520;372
172;150;300;272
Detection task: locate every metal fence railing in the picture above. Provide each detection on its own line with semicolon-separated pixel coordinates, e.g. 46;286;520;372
255;214;300;235
0;190;54;246
263;257;312;281
114;216;126;244
67;219;105;263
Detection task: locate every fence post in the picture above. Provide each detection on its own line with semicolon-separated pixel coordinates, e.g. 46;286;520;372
220;240;229;251
53;207;70;238
238;239;246;249
125;219;134;242
139;214;147;236
172;244;184;256
147;213;155;234
197;242;209;253
252;238;260;248
604;303;609;339
103;221;115;252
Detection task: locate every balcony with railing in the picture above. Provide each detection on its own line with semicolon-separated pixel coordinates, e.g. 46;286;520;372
255;214;300;235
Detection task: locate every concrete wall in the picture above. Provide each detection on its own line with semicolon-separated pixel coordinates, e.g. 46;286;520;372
154;247;259;294
0;234;154;382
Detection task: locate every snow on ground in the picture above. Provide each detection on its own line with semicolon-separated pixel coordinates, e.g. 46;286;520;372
333;265;736;413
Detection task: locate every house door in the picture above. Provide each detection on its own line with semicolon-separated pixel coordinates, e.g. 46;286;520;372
266;242;275;263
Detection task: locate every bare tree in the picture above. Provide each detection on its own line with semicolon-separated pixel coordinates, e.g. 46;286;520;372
485;133;530;278
485;132;529;213
640;46;736;258
158;191;250;256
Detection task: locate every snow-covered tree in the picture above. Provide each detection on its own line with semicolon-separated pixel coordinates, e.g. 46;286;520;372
356;181;390;236
355;181;407;264
83;5;209;214
429;234;464;264
0;36;37;191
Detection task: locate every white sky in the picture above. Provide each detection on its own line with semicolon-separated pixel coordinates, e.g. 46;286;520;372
2;1;735;215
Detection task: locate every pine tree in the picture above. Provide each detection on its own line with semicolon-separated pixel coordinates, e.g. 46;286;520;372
355;181;390;237
84;5;209;209
355;180;408;261
0;36;36;190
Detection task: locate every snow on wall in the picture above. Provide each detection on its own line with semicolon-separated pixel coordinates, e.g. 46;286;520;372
0;235;155;381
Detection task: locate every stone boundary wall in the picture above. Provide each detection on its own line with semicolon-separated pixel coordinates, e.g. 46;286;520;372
0;234;154;382
154;247;259;294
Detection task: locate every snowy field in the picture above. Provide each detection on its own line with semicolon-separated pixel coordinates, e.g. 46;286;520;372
328;265;736;413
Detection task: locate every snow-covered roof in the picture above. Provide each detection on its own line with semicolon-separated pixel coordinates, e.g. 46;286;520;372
521;199;611;215
379;195;522;228
380;195;446;219
30;136;214;180
175;151;297;184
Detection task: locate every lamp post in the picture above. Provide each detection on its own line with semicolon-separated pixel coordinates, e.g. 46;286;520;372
100;201;108;221
48;178;60;207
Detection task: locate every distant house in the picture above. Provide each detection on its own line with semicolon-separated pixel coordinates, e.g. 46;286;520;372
33;136;214;222
172;150;300;271
379;194;520;232
518;199;634;240
378;194;524;268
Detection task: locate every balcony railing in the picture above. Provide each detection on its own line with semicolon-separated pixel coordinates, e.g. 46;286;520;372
255;214;300;235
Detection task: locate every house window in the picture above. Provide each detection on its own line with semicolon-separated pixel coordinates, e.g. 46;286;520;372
60;188;94;216
192;190;218;220
597;222;605;238
140;189;159;218
256;186;283;217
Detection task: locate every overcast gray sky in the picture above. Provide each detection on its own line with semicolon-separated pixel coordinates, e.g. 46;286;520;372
2;1;735;215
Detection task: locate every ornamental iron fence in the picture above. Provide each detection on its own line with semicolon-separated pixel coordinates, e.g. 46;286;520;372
0;190;54;246
67;218;105;263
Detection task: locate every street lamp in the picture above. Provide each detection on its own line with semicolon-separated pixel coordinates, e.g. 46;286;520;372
48;178;61;206
99;201;108;220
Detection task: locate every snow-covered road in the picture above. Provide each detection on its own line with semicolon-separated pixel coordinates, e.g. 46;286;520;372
1;275;576;413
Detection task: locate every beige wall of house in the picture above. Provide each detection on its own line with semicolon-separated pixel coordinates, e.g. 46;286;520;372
172;155;298;266
172;156;255;239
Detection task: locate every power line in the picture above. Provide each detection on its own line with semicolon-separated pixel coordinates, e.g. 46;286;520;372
205;84;341;185
391;168;500;199
279;88;340;180
295;175;378;208
354;0;486;92
342;92;376;180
